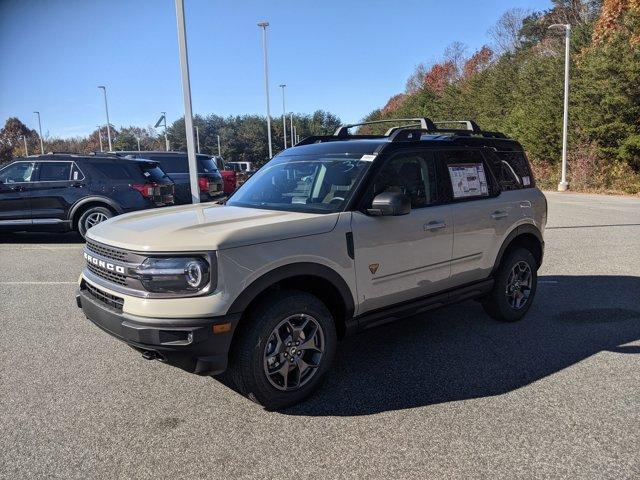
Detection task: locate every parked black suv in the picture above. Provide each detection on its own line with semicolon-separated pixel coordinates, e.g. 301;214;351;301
0;153;175;238
115;151;225;204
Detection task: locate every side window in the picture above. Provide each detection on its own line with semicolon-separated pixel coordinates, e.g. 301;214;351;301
71;163;85;181
441;150;493;200
0;162;36;183
369;152;440;209
491;150;534;189
38;162;72;181
90;161;137;181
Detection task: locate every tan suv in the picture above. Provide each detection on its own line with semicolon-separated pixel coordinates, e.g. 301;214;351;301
76;118;546;409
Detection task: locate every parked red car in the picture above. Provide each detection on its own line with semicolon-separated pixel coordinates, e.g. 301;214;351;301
214;156;237;195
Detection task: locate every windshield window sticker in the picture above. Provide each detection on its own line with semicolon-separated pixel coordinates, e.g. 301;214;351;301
522;175;531;186
360;154;377;162
448;163;489;198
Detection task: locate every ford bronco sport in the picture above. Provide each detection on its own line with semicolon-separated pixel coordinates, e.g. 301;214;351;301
76;118;546;409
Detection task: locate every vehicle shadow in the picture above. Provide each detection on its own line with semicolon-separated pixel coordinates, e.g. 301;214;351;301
0;231;84;244
282;275;640;416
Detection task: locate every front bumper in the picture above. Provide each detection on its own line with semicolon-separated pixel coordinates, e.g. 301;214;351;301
76;287;240;376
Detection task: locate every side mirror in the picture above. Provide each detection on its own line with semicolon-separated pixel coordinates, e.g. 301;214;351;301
366;191;411;216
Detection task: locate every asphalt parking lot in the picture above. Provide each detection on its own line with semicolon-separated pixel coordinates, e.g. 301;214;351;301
1;192;639;479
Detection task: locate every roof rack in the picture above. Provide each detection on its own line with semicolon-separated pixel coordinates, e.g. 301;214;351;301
295;118;507;146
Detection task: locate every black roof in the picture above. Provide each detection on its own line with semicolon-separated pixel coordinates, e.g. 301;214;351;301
114;151;215;159
15;153;160;164
283;118;525;158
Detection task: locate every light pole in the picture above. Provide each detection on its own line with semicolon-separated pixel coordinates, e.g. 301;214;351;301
175;0;200;204
217;134;221;156
22;135;28;156
279;84;287;149
33;111;44;154
258;21;273;159
97;86;113;151
289;112;294;146
549;23;571;192
161;112;170;151
96;125;104;152
195;126;200;153
136;136;141;151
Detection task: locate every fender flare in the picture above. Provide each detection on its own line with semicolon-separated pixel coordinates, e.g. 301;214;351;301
492;223;544;273
227;262;355;319
68;196;124;225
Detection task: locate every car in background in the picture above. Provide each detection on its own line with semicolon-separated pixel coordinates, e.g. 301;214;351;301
0;153;175;238
117;151;224;204
226;161;255;187
213;155;237;195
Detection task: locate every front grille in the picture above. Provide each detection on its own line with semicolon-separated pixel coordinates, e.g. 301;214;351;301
85;282;124;311
86;240;127;262
87;262;128;286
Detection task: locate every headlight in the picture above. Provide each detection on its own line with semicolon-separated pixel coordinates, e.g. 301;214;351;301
135;257;210;294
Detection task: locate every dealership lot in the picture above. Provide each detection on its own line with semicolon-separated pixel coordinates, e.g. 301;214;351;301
1;192;639;479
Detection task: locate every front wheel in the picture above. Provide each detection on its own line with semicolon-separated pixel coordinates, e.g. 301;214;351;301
77;206;113;238
482;247;538;322
226;290;337;409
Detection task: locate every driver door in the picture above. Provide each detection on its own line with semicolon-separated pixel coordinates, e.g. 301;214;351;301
351;150;453;315
0;161;35;223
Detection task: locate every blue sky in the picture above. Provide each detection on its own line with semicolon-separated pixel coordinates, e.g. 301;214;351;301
0;0;551;138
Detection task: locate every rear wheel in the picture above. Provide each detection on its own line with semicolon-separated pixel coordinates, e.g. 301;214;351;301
77;206;113;238
482;247;538;322
226;290;337;409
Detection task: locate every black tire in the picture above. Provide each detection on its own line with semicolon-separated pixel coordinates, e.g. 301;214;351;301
482;247;538;322
77;206;113;239
226;290;337;410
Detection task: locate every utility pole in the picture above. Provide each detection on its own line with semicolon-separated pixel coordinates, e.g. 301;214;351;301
136;136;141;151
257;21;273;159
195;126;200;154
22;135;28;156
96;125;103;152
279;84;287;149
549;23;571;192
217;134;221;156
97;86;113;151
33;111;44;154
175;0;199;204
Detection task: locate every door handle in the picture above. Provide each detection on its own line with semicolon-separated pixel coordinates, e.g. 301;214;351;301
9;185;25;192
424;220;446;231
70;183;84;188
491;210;509;219
519;201;532;208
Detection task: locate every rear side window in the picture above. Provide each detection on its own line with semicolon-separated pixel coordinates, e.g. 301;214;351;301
38;162;72;181
198;157;219;174
154;156;188;173
441;150;493;200
485;150;534;190
90;161;137;181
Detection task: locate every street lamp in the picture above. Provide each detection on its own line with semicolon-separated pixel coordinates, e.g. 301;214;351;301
22;135;28;157
195;125;200;154
258;21;273;159
175;0;199;204
161;111;170;151
97;86;113;151
279;84;287;149
217;134;221;156
33;111;44;154
290;112;294;146
96;125;104;152
548;23;571;192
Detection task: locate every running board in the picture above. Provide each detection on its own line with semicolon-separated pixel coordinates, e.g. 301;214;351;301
355;279;494;331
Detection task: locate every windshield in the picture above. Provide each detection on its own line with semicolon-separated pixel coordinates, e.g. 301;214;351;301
227;154;372;213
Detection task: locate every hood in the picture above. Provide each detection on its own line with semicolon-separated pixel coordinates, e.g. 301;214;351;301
86;203;339;252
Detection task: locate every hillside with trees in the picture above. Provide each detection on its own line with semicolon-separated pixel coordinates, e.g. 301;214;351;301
359;0;640;194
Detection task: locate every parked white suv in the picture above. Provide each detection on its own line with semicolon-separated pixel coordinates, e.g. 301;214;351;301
76;118;546;409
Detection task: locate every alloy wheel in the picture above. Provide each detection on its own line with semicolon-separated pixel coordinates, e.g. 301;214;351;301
263;313;325;391
505;260;533;309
